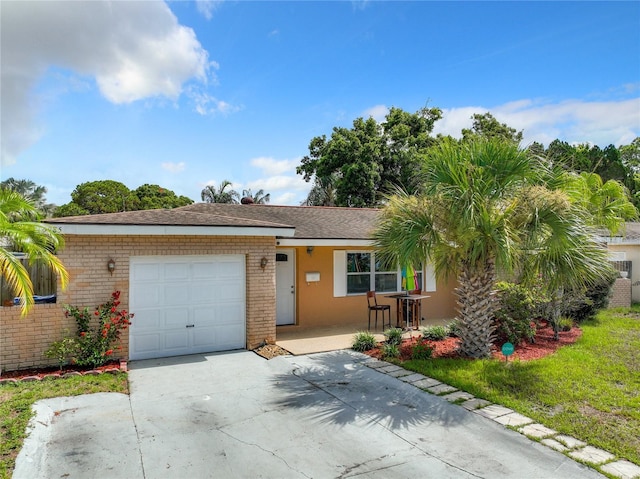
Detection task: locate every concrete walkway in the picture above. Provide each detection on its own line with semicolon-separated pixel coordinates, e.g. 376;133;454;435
14;350;626;479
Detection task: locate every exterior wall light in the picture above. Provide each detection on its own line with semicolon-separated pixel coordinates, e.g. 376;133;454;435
260;257;268;270
306;246;314;255
107;258;116;275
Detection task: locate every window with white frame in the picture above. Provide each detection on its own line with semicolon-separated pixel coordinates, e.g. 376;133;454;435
344;251;422;295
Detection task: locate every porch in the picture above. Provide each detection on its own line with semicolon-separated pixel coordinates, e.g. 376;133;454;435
275;317;451;355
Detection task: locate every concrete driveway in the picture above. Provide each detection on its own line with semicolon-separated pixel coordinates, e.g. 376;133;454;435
14;350;603;478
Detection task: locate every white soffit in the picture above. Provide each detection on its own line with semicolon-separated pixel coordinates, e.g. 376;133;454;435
51;223;295;237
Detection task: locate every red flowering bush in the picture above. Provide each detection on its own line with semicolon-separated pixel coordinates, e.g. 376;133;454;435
61;291;133;367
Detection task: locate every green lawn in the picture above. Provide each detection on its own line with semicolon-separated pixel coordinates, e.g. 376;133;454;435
0;373;128;478
402;307;640;467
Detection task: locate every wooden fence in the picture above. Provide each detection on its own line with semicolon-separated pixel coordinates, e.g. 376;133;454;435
0;259;57;304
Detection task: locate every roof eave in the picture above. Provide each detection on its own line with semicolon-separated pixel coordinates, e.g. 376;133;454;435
51;223;296;237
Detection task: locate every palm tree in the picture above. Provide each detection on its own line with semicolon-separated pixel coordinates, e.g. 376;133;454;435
0;188;69;315
302;175;337;206
373;139;612;358
200;180;239;204
241;188;270;204
1;177;57;217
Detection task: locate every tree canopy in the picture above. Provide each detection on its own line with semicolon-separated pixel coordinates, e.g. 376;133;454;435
54;181;193;217
297;107;442;207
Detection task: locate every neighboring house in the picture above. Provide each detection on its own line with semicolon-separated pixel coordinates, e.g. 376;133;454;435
0;204;456;372
602;222;640;303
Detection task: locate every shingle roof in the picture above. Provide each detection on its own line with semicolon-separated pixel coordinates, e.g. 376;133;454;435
44;208;292;229
179;203;380;239
45;204;381;240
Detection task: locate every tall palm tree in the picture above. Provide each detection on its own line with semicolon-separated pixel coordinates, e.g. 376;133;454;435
241;188;270;204
200;180;239;204
0;188;69;315
373;139;612;358
1;177;57;217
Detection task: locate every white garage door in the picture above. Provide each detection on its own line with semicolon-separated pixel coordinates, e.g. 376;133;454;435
129;255;246;360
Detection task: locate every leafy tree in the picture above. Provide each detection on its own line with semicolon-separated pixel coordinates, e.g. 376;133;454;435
620;137;640;173
54;181;192;217
373;138;612;358
0;177;56;217
134;184;193;210
461;112;523;144
55;180;139;216
297;107;442;207
201;180;239;204
0;188;68;315
240;188;270;205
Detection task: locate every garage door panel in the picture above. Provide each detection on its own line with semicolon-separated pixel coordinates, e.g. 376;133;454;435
216;303;244;324
219;282;244;301
191;282;219;303
134;310;162;330
163;284;191;306
130;255;246;360
164;262;190;279
131;334;161;356
132;263;161;281
163;331;190;350
214;324;245;350
217;260;243;277
192;262;218;279
164;308;189;327
133;285;162;308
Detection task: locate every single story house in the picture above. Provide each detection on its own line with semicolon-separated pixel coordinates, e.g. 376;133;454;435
1;203;457;372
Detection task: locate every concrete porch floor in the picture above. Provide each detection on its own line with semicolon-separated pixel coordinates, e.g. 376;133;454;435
275;317;451;355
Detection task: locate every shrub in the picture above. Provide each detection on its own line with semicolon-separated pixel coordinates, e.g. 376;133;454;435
558;316;574;332
447;320;462;338
381;343;400;359
383;327;403;346
44;336;79;370
352;331;377;352
493;282;539;345
411;340;433;360
57;291;133;368
562;268;618;323
421;325;449;341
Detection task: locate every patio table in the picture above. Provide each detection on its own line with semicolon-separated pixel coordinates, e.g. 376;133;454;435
385;293;430;330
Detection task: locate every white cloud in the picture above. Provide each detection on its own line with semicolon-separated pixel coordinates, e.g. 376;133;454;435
191;91;240;116
196;0;222;20
244;175;309;193
250;157;301;175
1;0;213;165
433;97;640;147
161;162;186;174
362;104;388;122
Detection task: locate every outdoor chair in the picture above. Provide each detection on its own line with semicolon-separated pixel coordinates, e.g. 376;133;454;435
366;291;391;331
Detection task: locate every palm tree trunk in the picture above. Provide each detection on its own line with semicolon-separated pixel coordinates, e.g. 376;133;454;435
455;258;497;358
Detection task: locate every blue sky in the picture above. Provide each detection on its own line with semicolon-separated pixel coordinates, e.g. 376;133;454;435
2;1;639;207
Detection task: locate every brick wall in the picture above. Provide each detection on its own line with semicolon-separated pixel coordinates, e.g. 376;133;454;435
609;277;631;309
0;235;276;372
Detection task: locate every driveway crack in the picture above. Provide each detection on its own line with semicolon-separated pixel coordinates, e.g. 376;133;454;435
127;395;147;479
217;428;313;478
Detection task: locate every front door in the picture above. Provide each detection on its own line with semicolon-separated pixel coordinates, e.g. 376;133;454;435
276;249;295;325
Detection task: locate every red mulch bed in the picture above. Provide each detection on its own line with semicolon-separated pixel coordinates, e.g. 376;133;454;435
0;360;127;383
365;321;582;362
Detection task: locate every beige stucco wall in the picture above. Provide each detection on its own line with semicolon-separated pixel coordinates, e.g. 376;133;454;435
1;234;276;372
287;246;457;330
